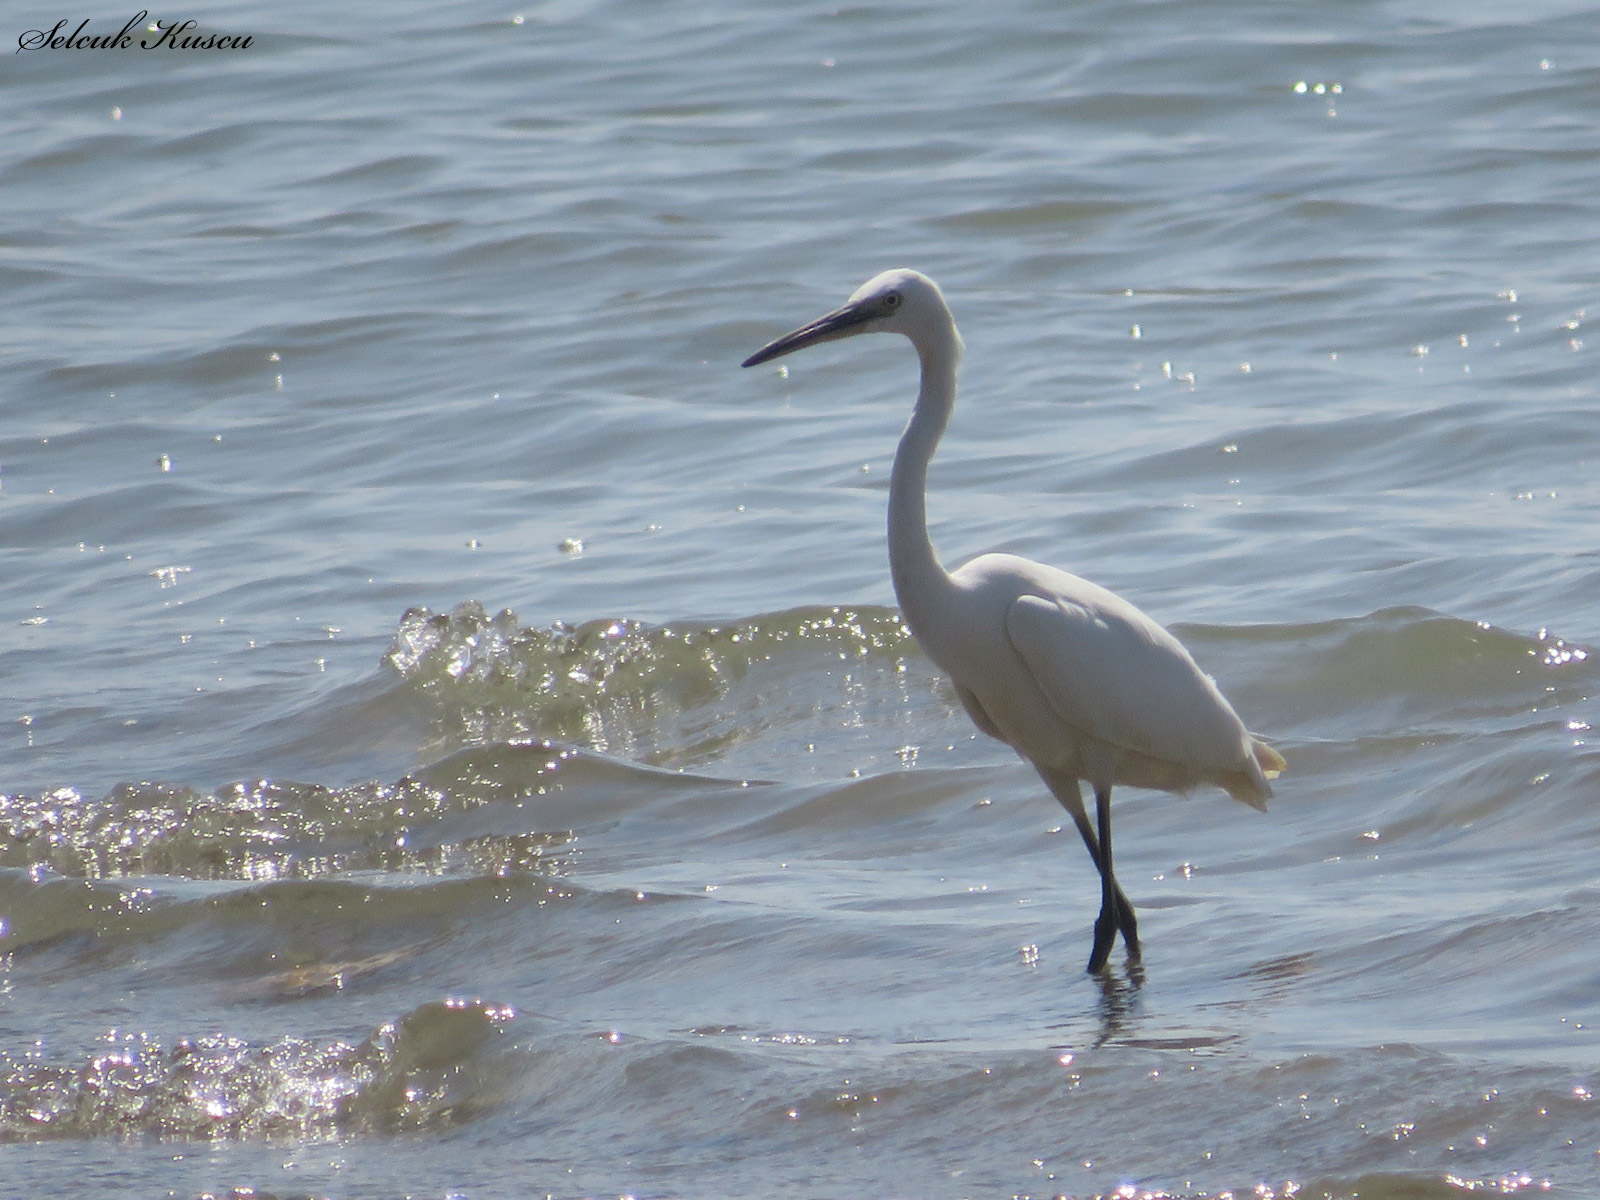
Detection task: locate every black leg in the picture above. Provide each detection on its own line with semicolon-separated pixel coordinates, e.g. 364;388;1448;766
1058;785;1139;970
1093;786;1139;969
1039;768;1140;972
1087;787;1116;972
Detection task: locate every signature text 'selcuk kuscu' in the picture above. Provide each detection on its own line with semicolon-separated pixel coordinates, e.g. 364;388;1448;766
18;11;251;52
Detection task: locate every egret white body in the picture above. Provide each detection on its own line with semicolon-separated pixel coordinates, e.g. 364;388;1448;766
742;269;1284;972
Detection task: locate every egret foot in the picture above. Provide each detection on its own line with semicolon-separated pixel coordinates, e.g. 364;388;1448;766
1087;888;1140;973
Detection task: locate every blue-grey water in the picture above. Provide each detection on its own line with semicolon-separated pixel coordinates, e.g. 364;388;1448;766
3;1;1600;1197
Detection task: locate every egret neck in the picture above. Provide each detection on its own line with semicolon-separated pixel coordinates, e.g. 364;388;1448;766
888;308;963;640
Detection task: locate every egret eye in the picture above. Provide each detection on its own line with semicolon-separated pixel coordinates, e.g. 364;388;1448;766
883;292;901;309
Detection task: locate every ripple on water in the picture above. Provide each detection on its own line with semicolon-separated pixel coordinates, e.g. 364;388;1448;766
383;599;950;777
0;998;517;1142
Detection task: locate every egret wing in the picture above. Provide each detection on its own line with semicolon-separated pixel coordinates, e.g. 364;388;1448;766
1004;590;1252;775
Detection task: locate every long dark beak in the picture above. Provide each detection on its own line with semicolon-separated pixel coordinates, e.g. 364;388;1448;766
741;300;874;368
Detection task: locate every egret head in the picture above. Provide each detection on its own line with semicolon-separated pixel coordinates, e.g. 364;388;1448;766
741;268;955;368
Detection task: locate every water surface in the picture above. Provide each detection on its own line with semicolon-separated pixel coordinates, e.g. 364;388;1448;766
3;1;1599;1196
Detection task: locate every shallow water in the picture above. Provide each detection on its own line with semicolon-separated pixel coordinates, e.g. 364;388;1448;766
3;1;1600;1197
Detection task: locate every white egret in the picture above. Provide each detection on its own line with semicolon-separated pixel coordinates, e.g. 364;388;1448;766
742;269;1284;973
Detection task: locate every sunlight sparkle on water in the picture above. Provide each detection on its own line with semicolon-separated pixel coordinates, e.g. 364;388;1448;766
1442;1173;1552;1193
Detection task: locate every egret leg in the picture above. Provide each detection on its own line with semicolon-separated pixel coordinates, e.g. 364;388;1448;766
1040;769;1139;970
1087;786;1139;973
1058;796;1138;950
